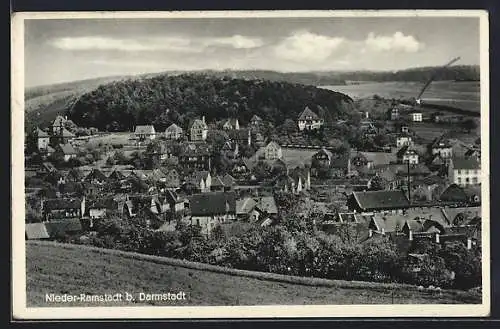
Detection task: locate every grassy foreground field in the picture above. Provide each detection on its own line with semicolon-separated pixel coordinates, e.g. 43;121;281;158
26;242;481;307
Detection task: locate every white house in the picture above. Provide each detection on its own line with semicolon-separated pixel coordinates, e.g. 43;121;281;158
396;135;413;148
398;146;419;165
264;141;282;160
448;156;481;187
409;111;423;122
189;192;236;236
190;117;208;141
297;106;323;131
164;123;183;140
36;127;50;151
134;125;156;141
431;139;453;159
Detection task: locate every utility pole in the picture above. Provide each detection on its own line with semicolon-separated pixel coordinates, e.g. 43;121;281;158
407;160;411;204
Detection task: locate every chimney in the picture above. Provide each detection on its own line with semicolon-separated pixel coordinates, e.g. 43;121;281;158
435;233;440;243
467;238;472;250
202;116;205;124
409;230;413;241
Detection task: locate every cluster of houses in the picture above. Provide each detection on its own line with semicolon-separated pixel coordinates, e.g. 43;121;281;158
26;106;482;255
33;115;78;161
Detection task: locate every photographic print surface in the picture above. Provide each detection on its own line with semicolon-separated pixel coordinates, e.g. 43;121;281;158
12;10;490;319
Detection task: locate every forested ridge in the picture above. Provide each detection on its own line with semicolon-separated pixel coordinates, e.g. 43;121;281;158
68;74;354;131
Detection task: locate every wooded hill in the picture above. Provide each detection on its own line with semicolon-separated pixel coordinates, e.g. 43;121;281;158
67;74;354;132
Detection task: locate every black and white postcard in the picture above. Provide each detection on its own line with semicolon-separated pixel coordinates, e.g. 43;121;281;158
11;10;490;319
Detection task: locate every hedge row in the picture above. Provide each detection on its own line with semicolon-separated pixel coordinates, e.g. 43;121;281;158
27;240;471;298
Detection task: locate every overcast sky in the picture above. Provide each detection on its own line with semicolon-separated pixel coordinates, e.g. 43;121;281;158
24;16;480;87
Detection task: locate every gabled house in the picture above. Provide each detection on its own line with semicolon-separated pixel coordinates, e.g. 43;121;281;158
408;111;423;122
431;139;453;159
42;197;85;221
448;156;481;187
55;143;77;162
264;141;282;160
52;115;67;135
232;158;252;178
107;169;127;183
35;127;50;151
84;169;108;186
164;123;183;140
189;191;237;236
311;148;350;178
236;196;278;224
389;107;400;121
134;125;156;141
228;129;251;147
397;145;419;164
190;117;208;141
396;134;413;148
160;189;185;214
161;168;181;189
250;115;263;129
347;190;410;214
221;140;239;159
65;168;85;183
59;128;76;144
178;142;211;171
297;106;323;131
87;197;117;219
223;118;240;130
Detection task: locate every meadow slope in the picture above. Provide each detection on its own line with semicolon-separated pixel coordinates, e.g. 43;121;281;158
26;241;481;307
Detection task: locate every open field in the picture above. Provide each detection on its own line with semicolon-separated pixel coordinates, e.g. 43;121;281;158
320;81;480;113
26;241;481;307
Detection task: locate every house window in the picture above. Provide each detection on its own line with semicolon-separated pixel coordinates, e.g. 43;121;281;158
466;178;470;183
472;177;478;184
457;169;462;175
457;177;462;183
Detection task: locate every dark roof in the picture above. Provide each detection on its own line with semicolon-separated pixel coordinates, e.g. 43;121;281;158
397;145;418;158
45;219;83;235
352;190;410;211
432;138;452;149
211;176;225;187
44;198;81;210
57;143;77;155
66;168;85;181
89;197;117;209
439;184;468;202
452;156;480;170
298;106;320;121
85;169;107;182
228;129;250;141
189;192;236;216
108;170;126;181
36;127;50;138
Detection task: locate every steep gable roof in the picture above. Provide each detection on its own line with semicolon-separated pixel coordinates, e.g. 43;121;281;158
165;123;183;133
352;190;410;211
53;115;66;127
61;128;75;138
298;106;320;121
44;198;81;210
36;127;50;137
190;119;208;130
57;143;77;155
251;114;263;122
